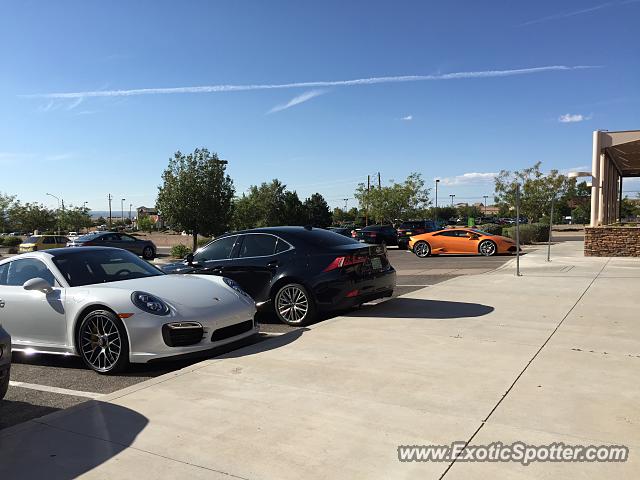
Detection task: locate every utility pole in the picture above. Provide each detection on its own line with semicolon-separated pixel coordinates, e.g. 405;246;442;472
483;195;488;216
121;198;126;225
450;194;455;207
366;175;370;226
129;203;132;221
515;184;521;276
108;194;113;229
378;172;381;189
435;179;440;223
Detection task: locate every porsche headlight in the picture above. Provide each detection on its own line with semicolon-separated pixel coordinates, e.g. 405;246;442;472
223;277;249;297
131;291;170;315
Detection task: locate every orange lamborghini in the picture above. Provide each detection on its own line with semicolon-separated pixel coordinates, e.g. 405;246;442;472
408;228;517;258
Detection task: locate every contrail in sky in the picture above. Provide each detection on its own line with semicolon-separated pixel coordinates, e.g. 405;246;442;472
23;65;599;99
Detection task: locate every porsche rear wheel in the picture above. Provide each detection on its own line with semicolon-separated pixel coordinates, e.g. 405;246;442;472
414;241;430;258
479;240;497;256
78;310;129;374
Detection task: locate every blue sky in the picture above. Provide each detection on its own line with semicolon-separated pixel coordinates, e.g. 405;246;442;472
1;0;639;212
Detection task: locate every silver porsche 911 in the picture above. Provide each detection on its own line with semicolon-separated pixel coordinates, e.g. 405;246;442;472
0;247;258;373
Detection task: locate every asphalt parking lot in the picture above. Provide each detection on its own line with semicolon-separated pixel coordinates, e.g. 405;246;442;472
1;247;519;430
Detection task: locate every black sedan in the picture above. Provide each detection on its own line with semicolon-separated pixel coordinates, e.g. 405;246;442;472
162;227;396;326
67;232;156;260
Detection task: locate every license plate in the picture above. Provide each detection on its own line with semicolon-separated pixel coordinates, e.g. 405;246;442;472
370;257;382;270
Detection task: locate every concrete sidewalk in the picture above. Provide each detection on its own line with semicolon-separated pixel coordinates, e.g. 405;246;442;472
1;242;638;479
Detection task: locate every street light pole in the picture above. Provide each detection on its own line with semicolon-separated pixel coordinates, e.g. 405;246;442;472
515;184;521;277
108;194;113;229
450;194;455;207
435;179;440;223
46;193;60;235
547;196;555;262
483;195;488;216
121;198;125;225
129;203;132;221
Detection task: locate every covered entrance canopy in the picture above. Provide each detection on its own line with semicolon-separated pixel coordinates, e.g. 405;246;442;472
590;130;640;226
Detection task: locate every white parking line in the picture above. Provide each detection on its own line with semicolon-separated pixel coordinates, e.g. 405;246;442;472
396;284;431;287
9;381;103;399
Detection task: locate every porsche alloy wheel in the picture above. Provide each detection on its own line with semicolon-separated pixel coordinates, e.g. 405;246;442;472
78;310;129;374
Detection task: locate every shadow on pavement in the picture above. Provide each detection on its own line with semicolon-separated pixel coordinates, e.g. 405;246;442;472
217;328;308;359
349;297;494;319
0;402;148;480
0;400;60;430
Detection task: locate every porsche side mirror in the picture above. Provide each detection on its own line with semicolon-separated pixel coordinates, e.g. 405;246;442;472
23;277;53;294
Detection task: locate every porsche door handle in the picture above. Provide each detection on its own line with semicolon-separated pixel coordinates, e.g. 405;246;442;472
0;299;5;308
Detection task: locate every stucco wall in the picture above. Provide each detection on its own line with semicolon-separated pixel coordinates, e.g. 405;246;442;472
584;227;640;257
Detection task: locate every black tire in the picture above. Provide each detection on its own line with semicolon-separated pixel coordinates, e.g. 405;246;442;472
77;309;130;374
142;246;155;260
0;368;9;400
414;241;431;258
478;240;497;257
274;283;316;326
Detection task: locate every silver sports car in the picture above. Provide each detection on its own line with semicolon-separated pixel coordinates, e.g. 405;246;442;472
0;247;258;373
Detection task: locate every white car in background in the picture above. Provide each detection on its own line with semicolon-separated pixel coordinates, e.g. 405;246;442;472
0;247;258;373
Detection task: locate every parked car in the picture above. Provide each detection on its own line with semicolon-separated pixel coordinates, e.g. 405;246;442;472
0;247;258;373
67;232;156;260
19;235;69;253
409;228;516;257
0;324;10;400
355;225;398;246
162;226;396;326
327;227;353;237
67;231;79;241
396;220;439;250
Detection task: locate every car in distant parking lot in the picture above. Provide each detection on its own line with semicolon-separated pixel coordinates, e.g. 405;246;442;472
396;220;439;250
355;225;398;246
67;231;156;260
19;235;69;253
327;227;353;237
0;324;10;400
162;226;396;326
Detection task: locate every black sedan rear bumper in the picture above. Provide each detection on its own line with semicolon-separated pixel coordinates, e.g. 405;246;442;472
312;267;397;312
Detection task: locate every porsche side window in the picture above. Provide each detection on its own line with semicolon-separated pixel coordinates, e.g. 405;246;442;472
4;258;55;287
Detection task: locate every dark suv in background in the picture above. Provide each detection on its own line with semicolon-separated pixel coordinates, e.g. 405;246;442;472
356;225;398;246
396;220;440;250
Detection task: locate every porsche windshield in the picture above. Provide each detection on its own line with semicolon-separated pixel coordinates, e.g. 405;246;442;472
52;249;164;287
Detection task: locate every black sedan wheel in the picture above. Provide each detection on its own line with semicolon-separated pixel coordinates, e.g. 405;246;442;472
78;310;129;374
142;246;155;260
274;283;316;326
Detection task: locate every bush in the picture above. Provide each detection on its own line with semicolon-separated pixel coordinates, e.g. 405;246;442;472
477;223;503;235
3;236;22;247
502;223;550;244
197;237;212;248
170;244;191;258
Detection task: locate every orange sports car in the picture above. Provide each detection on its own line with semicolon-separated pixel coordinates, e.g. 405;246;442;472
408;228;517;257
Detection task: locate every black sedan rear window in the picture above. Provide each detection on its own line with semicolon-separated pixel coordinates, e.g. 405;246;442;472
52;249;163;286
289;229;358;247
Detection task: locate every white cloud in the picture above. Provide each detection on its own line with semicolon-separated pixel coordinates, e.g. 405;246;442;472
268;89;327;114
558;113;592;123
66;97;84;111
401;115;413;121
23;65;599;99
438;172;497;186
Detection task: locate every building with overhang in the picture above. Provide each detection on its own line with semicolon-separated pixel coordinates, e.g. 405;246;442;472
582;130;640;256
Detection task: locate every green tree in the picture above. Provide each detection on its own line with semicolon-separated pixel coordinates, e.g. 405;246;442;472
332;207;359;225
0;192;16;233
494;162;570;222
9;202;56;233
60;206;93;232
157;148;235;251
354;172;430;224
232;179;308;229
303;193;332;227
137;215;154;232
